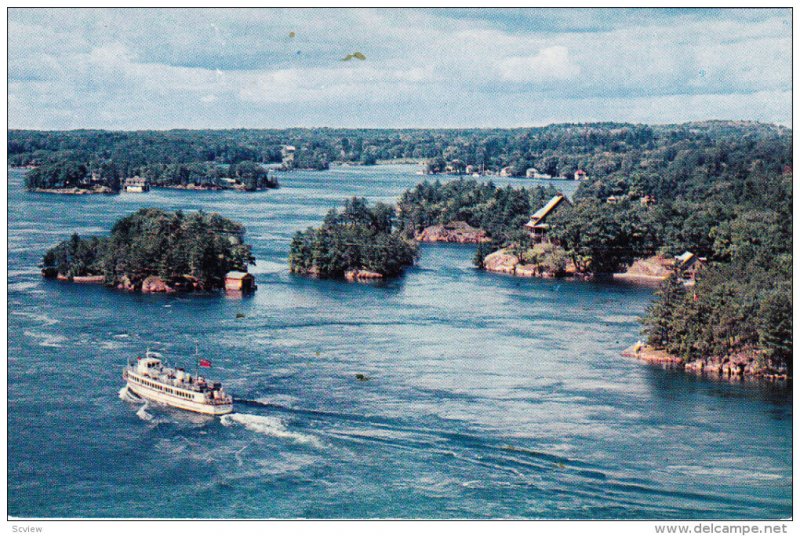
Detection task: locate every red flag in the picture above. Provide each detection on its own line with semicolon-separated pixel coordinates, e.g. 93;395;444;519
199;359;212;368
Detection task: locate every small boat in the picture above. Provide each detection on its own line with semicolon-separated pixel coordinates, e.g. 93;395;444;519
122;350;233;415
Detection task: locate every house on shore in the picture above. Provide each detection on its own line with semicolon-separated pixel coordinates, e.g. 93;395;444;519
524;195;567;243
526;168;552;179
224;271;256;292
675;251;705;281
499;166;514;177
281;145;296;168
124;177;149;193
574;169;588;181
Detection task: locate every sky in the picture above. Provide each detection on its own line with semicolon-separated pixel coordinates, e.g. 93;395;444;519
7;8;793;130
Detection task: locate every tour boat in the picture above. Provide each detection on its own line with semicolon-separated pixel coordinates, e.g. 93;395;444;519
122;350;233;415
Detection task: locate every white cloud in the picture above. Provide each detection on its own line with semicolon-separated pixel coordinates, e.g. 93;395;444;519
498;46;581;82
6;8;792;129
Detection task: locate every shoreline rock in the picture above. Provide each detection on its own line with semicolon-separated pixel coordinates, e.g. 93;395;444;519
344;269;384;282
482;249;570;279
622;343;790;382
482;249;675;286
51;272;106;283
141;275;175;293
415;221;490;244
612;255;672;285
31;186;115;195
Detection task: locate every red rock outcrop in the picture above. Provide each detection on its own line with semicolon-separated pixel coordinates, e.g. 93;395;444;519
141;275;174;293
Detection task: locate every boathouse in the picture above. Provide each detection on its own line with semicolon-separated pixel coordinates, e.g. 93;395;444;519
124;176;149;193
224;271;256;292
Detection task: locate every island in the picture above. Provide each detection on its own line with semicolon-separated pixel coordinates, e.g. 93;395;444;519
22;158;278;194
41;208;256;293
289;197;418;281
22;121;792;381
392;121;791;381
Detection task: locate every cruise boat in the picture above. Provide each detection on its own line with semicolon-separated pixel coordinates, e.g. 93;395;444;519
122;350;233;415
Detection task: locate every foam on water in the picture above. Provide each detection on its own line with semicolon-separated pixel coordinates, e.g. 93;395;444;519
23;330;67;348
136;401;154;422
221;413;323;448
254;394;300;408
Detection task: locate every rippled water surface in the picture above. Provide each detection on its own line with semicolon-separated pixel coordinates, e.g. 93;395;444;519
7;166;791;519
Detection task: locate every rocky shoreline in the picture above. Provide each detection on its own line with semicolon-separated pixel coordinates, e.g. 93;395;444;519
481;249;574;278
47;271;214;293
480;249;676;284
622;343;790;382
32;186;115;195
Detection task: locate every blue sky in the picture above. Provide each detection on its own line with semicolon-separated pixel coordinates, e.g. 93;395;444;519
8;8;792;130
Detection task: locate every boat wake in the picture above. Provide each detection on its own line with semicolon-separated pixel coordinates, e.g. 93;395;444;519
119;386;159;423
118;386;141;403
136;401;155;422
221;413;323;448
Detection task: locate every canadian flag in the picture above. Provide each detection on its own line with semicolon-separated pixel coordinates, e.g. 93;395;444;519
199;359;212;368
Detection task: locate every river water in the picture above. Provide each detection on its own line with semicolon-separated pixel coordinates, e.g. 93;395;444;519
7;165;791;519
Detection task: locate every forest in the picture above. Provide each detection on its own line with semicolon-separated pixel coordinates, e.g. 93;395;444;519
11;121;790;190
289;197;419;278
42;209;255;291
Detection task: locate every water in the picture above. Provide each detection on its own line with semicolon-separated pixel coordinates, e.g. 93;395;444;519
7;166;791;519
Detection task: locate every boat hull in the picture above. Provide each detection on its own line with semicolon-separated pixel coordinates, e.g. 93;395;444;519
127;382;233;416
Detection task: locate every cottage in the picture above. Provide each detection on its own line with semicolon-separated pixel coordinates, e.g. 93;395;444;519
224;271;256;292
525;167;552;179
281;145;296;168
574;169;588;181
124;176;149;193
674;251;705;281
640;194;656;206
499;166;514;177
524;195;566;242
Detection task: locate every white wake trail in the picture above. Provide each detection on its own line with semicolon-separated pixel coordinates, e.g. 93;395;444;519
221;413;322;448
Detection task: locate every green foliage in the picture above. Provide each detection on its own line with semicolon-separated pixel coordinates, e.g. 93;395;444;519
25;159;88;190
289;197;418;278
549;199;657;274
396;178;560;246
42;209;254;290
519;243;568;276
758;282;792;374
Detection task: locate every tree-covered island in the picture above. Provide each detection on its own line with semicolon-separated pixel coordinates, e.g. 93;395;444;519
28;120;792;380
41;209;255;292
289;197;419;281
391;121;791;380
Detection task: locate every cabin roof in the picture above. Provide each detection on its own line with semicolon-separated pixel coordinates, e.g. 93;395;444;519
529;195;565;223
225;271;252;280
675;251;695;266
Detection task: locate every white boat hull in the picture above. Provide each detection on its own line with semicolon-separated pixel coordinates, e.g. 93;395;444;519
127;380;233;416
